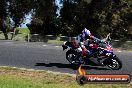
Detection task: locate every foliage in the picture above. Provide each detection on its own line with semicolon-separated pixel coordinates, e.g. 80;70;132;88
26;18;43;34
94;0;132;39
0;0;34;39
0;0;8;39
60;0;132;39
8;0;34;27
28;0;59;35
0;0;131;40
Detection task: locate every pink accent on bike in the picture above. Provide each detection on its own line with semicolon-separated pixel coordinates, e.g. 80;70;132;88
105;45;113;52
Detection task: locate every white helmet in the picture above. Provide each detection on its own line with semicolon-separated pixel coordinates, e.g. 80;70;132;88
82;28;91;39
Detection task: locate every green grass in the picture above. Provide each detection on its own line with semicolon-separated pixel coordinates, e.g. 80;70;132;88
0;28;30;40
12;34;28;41
0;76;40;88
0;33;5;39
12;28;30;41
0;66;131;88
15;28;30;34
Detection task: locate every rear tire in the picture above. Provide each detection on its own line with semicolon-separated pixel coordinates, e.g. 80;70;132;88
66;50;81;65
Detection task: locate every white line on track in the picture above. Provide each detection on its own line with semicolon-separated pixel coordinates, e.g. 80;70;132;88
55;46;60;47
117;50;122;52
42;45;47;46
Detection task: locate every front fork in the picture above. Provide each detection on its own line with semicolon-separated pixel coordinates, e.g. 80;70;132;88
102;54;116;65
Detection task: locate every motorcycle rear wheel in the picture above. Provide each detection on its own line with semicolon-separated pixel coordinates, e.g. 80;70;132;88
66;50;82;65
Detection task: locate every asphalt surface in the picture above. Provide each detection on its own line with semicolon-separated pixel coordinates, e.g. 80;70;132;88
0;40;132;78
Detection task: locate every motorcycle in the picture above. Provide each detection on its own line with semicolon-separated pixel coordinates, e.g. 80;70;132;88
62;37;122;70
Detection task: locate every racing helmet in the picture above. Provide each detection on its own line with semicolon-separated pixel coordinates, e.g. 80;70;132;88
82;28;91;39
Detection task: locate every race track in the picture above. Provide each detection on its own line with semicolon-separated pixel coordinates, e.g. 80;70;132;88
0;40;132;79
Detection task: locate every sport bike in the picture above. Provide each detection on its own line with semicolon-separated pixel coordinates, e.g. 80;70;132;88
62;38;122;70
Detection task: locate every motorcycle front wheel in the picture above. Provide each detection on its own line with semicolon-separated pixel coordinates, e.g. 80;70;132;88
106;56;122;70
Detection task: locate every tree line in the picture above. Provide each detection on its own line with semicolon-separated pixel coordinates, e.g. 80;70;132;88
0;0;132;40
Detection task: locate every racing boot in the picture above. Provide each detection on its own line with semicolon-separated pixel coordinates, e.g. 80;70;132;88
81;47;91;58
80;47;92;65
81;47;87;57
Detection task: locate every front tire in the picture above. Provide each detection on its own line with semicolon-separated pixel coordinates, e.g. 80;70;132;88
106;56;122;70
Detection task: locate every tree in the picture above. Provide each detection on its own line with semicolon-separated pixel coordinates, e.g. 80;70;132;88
60;0;98;36
0;0;131;40
0;0;34;39
92;0;132;39
0;0;9;39
31;0;58;35
60;0;132;39
8;0;34;28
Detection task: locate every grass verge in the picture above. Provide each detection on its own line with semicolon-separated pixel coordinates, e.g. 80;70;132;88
15;28;30;34
12;28;30;41
0;66;131;88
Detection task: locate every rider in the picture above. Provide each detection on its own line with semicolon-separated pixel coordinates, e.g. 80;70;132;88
76;28;100;57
